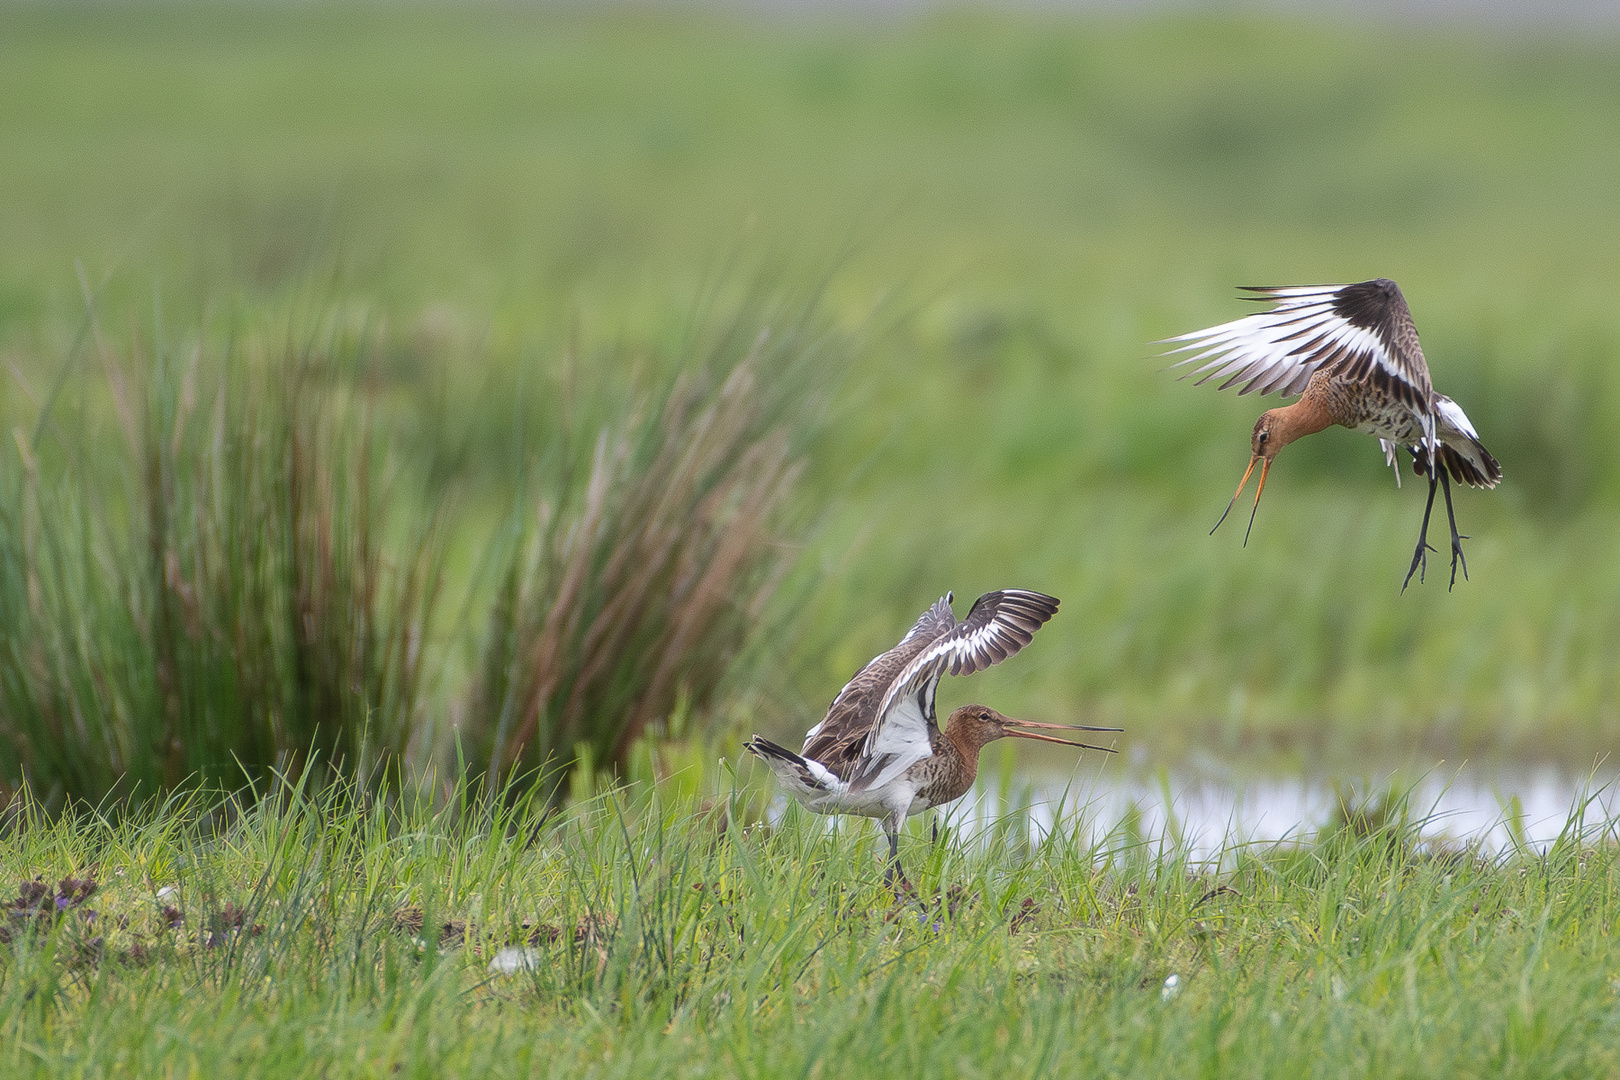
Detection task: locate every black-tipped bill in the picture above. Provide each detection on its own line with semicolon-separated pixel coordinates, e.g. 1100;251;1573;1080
1243;456;1272;546
1210;453;1272;547
1002;718;1121;754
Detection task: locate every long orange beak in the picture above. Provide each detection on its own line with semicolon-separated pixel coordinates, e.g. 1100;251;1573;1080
1001;718;1120;754
1210;454;1273;546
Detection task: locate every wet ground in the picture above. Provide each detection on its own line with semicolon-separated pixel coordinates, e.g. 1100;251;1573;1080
957;761;1620;859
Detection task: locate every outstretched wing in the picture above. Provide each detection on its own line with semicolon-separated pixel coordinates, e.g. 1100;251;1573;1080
850;589;1060;790
1160;279;1434;411
800;593;958;775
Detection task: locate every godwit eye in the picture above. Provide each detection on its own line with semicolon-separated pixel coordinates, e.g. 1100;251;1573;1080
1257;430;1269;444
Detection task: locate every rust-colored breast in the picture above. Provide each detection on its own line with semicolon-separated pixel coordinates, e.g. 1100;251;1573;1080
908;729;975;809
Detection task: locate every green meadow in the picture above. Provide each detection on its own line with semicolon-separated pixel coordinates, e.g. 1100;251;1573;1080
6;5;1620;788
6;780;1620;1078
6;5;1620;1074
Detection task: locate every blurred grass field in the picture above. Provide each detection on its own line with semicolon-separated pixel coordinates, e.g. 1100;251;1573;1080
4;4;1620;790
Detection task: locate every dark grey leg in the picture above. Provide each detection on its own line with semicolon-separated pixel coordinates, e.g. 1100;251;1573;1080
1440;469;1468;589
1402;472;1440;593
881;813;916;896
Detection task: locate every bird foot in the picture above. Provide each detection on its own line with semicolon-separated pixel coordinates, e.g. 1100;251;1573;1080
1402;540;1437;593
884;878;918;908
883;860;916;900
1448;533;1470;591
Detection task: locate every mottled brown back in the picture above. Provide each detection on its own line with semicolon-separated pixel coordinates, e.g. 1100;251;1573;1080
800;595;956;781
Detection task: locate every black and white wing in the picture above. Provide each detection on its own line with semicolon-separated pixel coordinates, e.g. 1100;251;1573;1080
800;592;957;766
849;590;1060;790
894;591;958;649
1160;279;1434;411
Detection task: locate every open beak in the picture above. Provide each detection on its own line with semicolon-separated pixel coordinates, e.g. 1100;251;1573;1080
1001;717;1121;754
1210;454;1272;546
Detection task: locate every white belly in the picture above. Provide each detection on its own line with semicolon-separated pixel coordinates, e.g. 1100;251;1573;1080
796;778;919;823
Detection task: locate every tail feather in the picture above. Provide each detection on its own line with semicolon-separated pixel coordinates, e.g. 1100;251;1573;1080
746;736;842;796
1411;439;1501;489
1424;395;1502;489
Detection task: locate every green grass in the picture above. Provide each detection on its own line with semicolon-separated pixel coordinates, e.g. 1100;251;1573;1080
0;289;846;806
4;779;1620;1077
5;8;1620;1070
5;5;1620;787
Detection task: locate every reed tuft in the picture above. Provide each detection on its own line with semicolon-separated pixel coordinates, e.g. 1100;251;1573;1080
0;319;444;808
465;304;839;803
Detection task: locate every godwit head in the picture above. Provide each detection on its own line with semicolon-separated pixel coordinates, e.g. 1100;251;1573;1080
1210;370;1335;546
943;705;1117;756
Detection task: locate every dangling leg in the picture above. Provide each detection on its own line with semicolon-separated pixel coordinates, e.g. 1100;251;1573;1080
931;815;939;845
1440;469;1468;589
1402;471;1440;593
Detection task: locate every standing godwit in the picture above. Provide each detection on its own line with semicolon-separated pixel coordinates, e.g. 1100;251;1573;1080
1162;279;1502;589
746;589;1117;889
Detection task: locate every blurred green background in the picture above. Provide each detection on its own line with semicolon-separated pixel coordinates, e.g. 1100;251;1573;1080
4;3;1619;782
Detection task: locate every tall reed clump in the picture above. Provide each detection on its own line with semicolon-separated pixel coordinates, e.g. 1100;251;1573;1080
0;319;443;810
464;301;841;804
2;286;849;810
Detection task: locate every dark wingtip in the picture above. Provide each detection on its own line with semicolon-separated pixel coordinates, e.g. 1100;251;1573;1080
990;588;1061;623
1331;277;1404;331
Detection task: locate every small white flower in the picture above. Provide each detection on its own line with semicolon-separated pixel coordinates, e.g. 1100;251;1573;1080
487;946;543;975
1161;973;1181;1001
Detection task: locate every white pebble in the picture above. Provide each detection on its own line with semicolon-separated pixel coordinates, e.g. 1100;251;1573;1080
487;947;543;975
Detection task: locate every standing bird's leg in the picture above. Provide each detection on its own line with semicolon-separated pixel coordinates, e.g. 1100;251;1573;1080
931;815;939;845
1403;470;1440;593
1439;469;1468;589
882;812;913;896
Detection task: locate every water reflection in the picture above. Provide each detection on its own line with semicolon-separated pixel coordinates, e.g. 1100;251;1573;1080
952;762;1620;860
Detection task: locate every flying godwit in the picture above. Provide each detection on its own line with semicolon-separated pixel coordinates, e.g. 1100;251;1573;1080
1162;278;1502;589
746;589;1117;889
